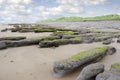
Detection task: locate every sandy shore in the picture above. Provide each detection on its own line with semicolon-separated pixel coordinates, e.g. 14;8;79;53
0;25;120;80
0;31;52;39
0;42;120;80
0;25;52;39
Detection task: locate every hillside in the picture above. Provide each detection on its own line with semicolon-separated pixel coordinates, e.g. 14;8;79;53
40;14;120;22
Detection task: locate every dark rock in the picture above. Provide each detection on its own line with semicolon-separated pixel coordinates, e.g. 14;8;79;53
106;47;116;55
19;28;34;33
117;38;120;43
83;38;94;43
0;37;26;41
1;28;7;32
96;71;120;80
0;42;7;50
5;38;40;47
39;41;59;48
76;63;104;80
62;35;79;39
94;36;111;42
103;39;112;45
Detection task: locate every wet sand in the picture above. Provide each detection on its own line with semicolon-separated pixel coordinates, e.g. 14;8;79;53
0;42;120;80
0;31;52;39
0;43;101;80
0;25;52;39
0;25;120;80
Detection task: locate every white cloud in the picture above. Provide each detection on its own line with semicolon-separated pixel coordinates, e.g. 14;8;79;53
0;0;108;23
36;0;107;20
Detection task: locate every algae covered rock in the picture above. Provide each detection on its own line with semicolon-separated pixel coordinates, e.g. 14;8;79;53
94;36;111;42
76;63;104;80
53;31;79;36
19;28;34;33
39;36;61;41
53;46;115;76
106;47;116;55
34;28;55;33
0;37;26;41
111;63;120;73
5;38;40;47
39;39;70;48
102;39;113;45
39;37;83;48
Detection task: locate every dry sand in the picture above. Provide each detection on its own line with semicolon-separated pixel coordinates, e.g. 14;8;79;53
0;25;120;80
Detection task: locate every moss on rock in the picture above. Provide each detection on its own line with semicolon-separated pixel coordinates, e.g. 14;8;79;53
0;36;26;41
39;37;83;47
70;46;109;61
54;46;114;76
34;28;56;33
111;63;120;71
53;31;79;35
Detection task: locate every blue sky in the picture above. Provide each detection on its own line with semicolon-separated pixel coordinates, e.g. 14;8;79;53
0;0;120;23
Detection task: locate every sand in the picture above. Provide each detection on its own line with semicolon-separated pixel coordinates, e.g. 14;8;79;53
0;25;52;39
0;25;120;80
0;42;120;80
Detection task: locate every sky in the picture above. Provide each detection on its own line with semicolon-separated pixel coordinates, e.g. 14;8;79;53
0;0;120;23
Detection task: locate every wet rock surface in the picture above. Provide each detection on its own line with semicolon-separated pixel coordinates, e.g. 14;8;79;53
102;39;113;45
96;71;120;80
106;47;116;55
0;42;7;50
76;63;104;80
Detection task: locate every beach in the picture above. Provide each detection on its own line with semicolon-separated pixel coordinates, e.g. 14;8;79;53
0;23;120;80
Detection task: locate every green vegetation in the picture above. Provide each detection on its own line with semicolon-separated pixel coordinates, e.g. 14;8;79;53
40;39;69;43
111;63;120;70
53;31;79;35
90;29;104;33
113;33;120;37
33;24;77;33
39;36;61;41
40;14;120;22
40;37;83;44
70;46;109;61
70;37;82;41
39;36;83;47
94;35;111;41
34;27;56;32
0;36;26;40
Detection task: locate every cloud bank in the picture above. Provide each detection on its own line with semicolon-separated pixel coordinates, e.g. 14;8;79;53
0;0;108;23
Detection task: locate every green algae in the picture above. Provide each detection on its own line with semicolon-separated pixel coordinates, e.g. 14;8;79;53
111;63;120;70
53;31;79;35
70;46;109;61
